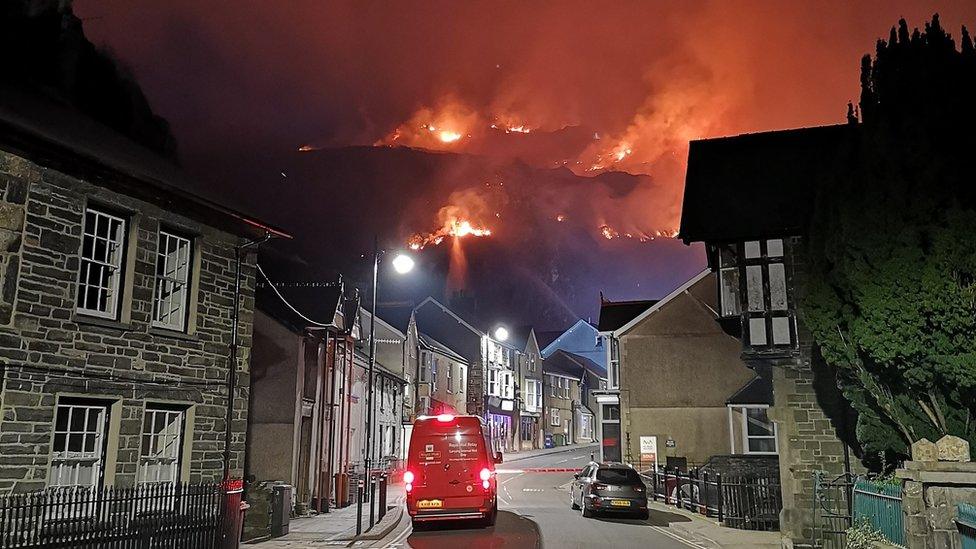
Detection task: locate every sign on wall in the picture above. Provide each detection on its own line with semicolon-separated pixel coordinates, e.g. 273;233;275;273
639;435;657;466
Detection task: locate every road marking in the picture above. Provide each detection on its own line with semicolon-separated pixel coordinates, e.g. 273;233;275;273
501;472;524;485
521;488;544;492
571;455;586;460
651;526;710;549
495;469;524;474
556;459;569;463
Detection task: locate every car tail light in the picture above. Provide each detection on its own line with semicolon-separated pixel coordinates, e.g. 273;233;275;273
436;414;455;422
406;483;413;493
479;468;491;481
482;480;490;490
404;471;415;484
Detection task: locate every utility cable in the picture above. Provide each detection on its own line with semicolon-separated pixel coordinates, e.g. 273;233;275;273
256;263;334;328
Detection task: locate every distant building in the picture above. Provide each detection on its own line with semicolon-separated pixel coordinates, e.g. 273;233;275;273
412;297;519;453
417;332;468;417
508;326;544;450
247;273;361;526
593;297;657;462
541;350;586;447
611;270;774;469
539;319;606;368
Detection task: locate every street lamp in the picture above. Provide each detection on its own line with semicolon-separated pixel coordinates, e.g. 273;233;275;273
494;326;509;342
363;243;414;531
391;253;415;274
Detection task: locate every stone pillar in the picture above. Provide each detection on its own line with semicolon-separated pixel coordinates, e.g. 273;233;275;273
897;436;976;549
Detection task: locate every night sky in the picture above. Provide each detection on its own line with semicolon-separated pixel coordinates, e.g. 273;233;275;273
73;1;976;328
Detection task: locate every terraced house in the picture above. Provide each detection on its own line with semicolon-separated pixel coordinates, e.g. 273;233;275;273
0;88;286;494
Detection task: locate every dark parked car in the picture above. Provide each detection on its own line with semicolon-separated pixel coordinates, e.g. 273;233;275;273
570;462;648;519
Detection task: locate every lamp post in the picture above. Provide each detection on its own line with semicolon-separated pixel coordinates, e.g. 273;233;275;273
361;238;414;532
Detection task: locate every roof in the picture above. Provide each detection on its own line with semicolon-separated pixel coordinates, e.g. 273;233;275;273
376;303;416;333
508;325;535;352
562;351;606;378
535;330;564;351
412;297;485;363
614;270;712;337
679;124;856;244
598;300;658;332
726;375;774;406
0;85;289;241
419;332;469;364
542;350;585;379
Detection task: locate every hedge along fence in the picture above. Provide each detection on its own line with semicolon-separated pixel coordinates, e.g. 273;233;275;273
852;479;904;547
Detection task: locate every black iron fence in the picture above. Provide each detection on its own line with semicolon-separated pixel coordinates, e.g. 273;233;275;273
0;483;225;549
641;466;782;531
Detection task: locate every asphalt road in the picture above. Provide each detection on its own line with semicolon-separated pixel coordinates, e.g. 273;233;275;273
404;445;700;548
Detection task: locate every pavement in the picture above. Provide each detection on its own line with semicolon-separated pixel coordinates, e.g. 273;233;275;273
252;444;780;548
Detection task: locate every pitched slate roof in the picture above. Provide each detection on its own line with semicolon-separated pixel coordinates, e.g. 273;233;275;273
412;297;484;363
418;332;469;364
542;350;585;379
726;375;774;406
679;124;856;244
535;330;564;351
507;325;535;352
598;300;658;332
562;351;606;378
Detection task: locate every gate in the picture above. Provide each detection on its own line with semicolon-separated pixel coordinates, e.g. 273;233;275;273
813;471;854;549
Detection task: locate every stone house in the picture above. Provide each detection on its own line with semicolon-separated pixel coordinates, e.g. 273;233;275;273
593;298;656;462
412;297;519;453
679;124;859;547
0;88;287;494
416;332;468;417
611;269;775;468
357;308;407;473
542;350;584;447
561;351;603;446
509;326;543;451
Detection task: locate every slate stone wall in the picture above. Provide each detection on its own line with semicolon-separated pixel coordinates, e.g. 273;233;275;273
0;149;255;493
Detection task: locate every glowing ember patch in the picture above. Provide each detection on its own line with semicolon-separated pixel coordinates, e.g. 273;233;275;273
599;225;619;240
297;145;316;152
438;130;462;143
555;214;566;222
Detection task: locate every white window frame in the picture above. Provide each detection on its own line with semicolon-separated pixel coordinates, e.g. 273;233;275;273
550;407;560;427
153;230;193;332
741;239;796;349
446;361;453;392
76;207;127;319
431;358;438;391
738;405;778;455
138;405;185;484
50;401;109;489
419;352;428;382
487;368;498;396
608;338;620;389
501;371;513;399
525;379;541;413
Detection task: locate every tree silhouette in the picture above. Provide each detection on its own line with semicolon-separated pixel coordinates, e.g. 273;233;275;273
803;14;976;465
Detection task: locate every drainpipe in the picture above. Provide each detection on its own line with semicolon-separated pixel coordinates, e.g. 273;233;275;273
223;232;272;483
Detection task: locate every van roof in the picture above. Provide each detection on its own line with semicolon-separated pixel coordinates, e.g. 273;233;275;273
413;414;485;435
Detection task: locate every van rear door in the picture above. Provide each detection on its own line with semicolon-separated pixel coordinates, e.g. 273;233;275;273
412;430;487;510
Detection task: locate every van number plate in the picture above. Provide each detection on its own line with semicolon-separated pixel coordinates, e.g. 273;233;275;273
417;499;443;509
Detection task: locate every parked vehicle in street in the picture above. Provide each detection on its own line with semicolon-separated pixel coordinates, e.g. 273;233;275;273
405;414;502;527
571;462;649;519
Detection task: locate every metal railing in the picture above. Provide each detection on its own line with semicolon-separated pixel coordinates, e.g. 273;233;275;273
852;479;904;546
0;483;225;549
641;466;781;531
957;502;976;549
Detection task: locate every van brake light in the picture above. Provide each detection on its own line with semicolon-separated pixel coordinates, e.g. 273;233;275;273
404;471;415;484
436;414;455;422
479;468;491;481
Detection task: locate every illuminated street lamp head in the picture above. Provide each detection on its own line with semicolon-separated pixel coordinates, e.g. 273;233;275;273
494;326;509;342
391;253;415;274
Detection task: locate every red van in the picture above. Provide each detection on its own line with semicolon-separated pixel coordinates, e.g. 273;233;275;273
405;414;501;527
